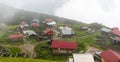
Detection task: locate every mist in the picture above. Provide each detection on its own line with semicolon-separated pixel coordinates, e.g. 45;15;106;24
55;0;120;28
0;0;68;15
0;0;120;28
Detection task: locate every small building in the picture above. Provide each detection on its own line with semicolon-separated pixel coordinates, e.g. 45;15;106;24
31;23;39;28
111;27;120;37
100;27;112;39
111;37;120;44
31;19;39;24
80;26;89;30
23;30;37;36
51;40;77;54
44;28;54;37
59;26;74;37
18;22;29;32
43;19;56;25
100;49;120;62
9;33;24;41
43;19;56;28
101;27;111;35
68;53;95;62
19;22;29;28
80;26;93;34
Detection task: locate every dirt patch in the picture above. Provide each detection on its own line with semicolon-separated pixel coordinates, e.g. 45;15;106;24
86;46;101;54
19;44;36;58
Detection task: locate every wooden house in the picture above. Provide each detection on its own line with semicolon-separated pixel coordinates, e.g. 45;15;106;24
111;27;120;37
51;40;77;54
43;19;56;28
80;26;93;34
68;53;95;62
31;23;39;28
18;22;29;33
23;30;37;37
9;33;24;41
101;27;111;36
44;28;54;37
31;19;39;24
59;26;74;37
111;37;120;44
100;49;120;62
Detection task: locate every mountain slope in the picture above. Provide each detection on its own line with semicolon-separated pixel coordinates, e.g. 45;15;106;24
0;3;82;25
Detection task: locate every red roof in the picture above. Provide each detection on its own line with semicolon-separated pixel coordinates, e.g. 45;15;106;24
45;19;53;23
20;22;26;26
112;27;120;37
31;23;39;28
51;40;77;49
9;34;24;39
100;49;120;62
44;28;54;35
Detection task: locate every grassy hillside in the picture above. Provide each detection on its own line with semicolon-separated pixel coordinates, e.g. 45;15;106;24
0;57;61;62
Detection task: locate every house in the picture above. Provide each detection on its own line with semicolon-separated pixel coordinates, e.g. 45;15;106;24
31;23;39;28
43;19;56;25
44;28;54;36
111;27;120;37
51;40;77;54
111;37;120;44
80;26;93;33
23;30;37;36
100;49;120;62
101;27;111;35
68;53;95;62
59;26;74;37
9;33;24;41
19;22;29;28
18;22;29;32
100;27;111;39
31;19;39;24
43;19;56;28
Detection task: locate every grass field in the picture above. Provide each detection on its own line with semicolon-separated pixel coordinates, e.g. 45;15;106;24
0;57;63;62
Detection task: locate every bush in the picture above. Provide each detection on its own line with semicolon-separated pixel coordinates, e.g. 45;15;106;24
6;47;21;56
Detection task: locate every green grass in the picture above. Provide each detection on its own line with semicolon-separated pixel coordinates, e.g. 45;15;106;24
0;57;60;62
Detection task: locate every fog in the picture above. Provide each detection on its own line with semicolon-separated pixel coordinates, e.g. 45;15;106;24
55;0;120;28
0;0;120;28
0;0;68;15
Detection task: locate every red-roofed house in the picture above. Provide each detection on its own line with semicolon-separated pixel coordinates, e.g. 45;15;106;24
45;19;53;23
100;49;120;62
20;22;26;26
112;27;120;37
44;28;54;36
43;19;56;28
31;23;39;28
9;33;24;41
51;40;77;54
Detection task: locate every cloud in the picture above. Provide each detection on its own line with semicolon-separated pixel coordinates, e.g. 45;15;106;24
55;0;120;28
0;0;68;15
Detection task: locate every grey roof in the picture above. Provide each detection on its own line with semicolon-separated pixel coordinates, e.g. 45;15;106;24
101;27;111;33
73;53;94;62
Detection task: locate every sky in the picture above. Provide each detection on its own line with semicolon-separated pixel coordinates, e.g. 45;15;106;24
0;0;68;15
0;0;120;28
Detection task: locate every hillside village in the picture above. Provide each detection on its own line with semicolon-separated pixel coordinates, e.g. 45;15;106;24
0;17;120;62
0;3;120;62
